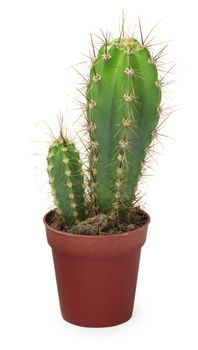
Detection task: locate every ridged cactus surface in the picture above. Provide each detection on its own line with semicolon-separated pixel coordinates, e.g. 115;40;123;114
86;38;161;214
47;135;85;226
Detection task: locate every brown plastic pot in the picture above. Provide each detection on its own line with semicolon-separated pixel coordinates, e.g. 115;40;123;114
44;209;150;327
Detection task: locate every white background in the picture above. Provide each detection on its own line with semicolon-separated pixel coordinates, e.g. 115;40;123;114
0;0;198;349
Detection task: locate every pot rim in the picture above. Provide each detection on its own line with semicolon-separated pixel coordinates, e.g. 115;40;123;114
43;209;150;239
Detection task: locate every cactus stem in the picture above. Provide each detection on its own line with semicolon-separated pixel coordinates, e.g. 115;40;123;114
47;125;86;225
84;28;163;215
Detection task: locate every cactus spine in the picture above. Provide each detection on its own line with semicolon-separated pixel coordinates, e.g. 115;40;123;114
47;134;85;226
86;37;161;214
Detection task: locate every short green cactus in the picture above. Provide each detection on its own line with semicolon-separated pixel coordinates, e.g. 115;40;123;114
86;37;161;214
47;133;85;226
47;25;166;229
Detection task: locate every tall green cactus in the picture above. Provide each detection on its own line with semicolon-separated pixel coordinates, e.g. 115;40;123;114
47;30;164;228
47;134;86;226
86;37;161;214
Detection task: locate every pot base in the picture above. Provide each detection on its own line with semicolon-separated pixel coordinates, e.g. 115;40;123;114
63;313;133;328
52;250;141;327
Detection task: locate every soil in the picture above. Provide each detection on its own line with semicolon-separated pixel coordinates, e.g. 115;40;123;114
49;207;149;235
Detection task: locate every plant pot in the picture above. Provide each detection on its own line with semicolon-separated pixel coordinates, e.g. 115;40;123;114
44;209;150;327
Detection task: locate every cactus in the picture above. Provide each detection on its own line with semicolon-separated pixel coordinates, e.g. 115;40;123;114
47;25;166;229
47;133;86;226
86;37;161;214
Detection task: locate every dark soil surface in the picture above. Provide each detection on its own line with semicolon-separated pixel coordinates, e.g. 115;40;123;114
49;207;149;235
